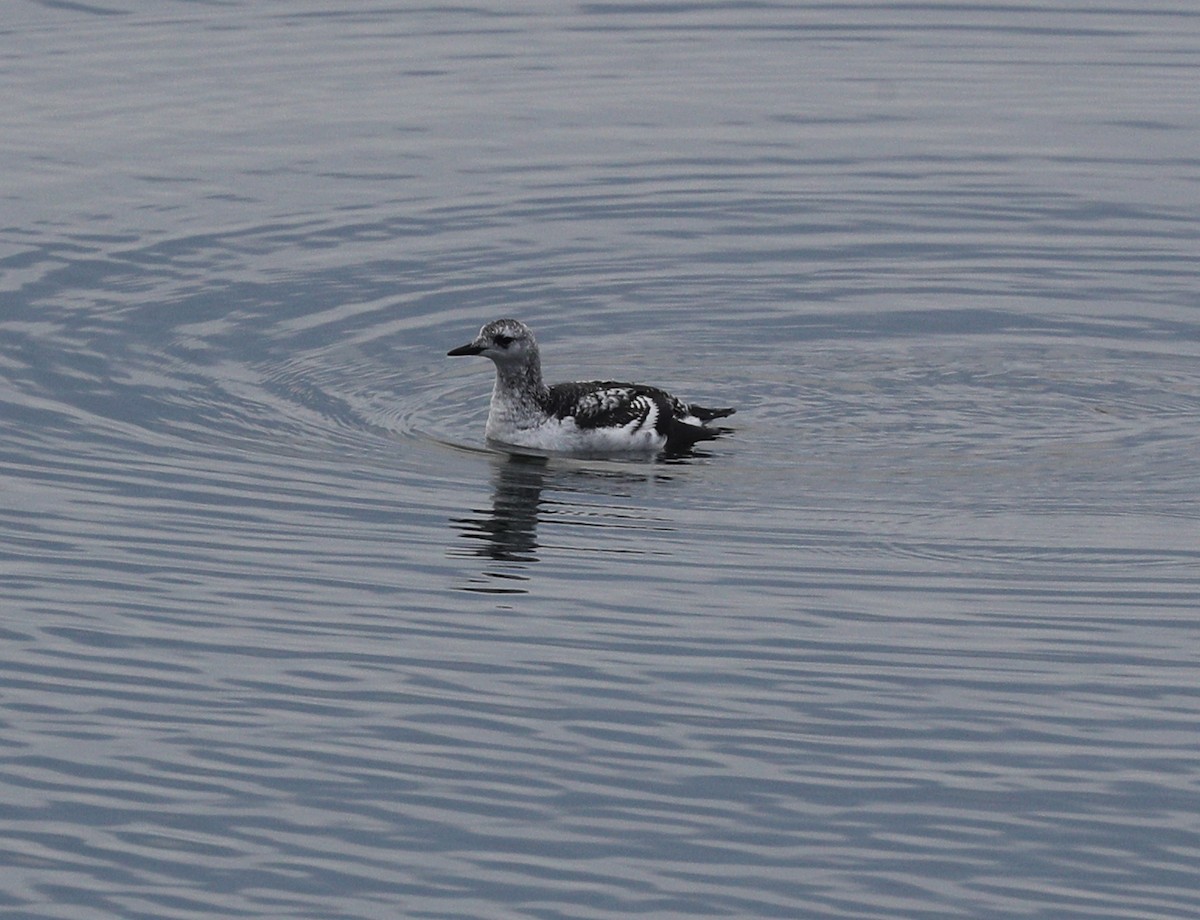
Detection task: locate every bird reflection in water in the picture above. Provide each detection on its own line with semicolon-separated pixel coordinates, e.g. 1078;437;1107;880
450;450;688;595
451;453;549;594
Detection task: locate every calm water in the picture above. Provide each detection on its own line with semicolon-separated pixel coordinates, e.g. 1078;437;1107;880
3;2;1199;918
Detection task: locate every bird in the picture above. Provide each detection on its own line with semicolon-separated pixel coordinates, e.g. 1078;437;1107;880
447;319;734;457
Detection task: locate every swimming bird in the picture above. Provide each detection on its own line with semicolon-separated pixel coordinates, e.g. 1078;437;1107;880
447;319;734;456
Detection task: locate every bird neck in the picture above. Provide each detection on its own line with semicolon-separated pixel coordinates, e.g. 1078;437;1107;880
492;355;548;409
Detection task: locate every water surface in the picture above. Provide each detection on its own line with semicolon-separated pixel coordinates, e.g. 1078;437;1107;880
2;2;1199;918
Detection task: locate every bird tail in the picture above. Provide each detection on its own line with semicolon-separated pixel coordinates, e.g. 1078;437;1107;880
688;404;736;423
662;404;735;455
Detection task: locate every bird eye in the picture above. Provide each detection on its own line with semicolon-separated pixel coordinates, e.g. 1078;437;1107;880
493;334;513;347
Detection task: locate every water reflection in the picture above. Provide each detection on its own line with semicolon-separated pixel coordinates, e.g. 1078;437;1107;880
450;451;691;593
453;453;548;570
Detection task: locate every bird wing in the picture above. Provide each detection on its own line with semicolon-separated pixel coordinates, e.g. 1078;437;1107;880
546;382;671;433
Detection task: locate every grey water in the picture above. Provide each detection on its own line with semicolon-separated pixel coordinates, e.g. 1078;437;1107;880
3;2;1199;918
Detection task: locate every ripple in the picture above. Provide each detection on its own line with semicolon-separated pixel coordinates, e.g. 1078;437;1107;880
4;3;1200;919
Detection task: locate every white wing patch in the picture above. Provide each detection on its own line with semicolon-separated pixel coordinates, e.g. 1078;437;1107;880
573;387;633;417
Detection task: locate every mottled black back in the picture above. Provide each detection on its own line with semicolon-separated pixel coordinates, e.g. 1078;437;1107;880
544;381;677;433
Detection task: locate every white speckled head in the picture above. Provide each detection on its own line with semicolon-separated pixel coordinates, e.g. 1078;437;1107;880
448;318;546;407
447;318;537;366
